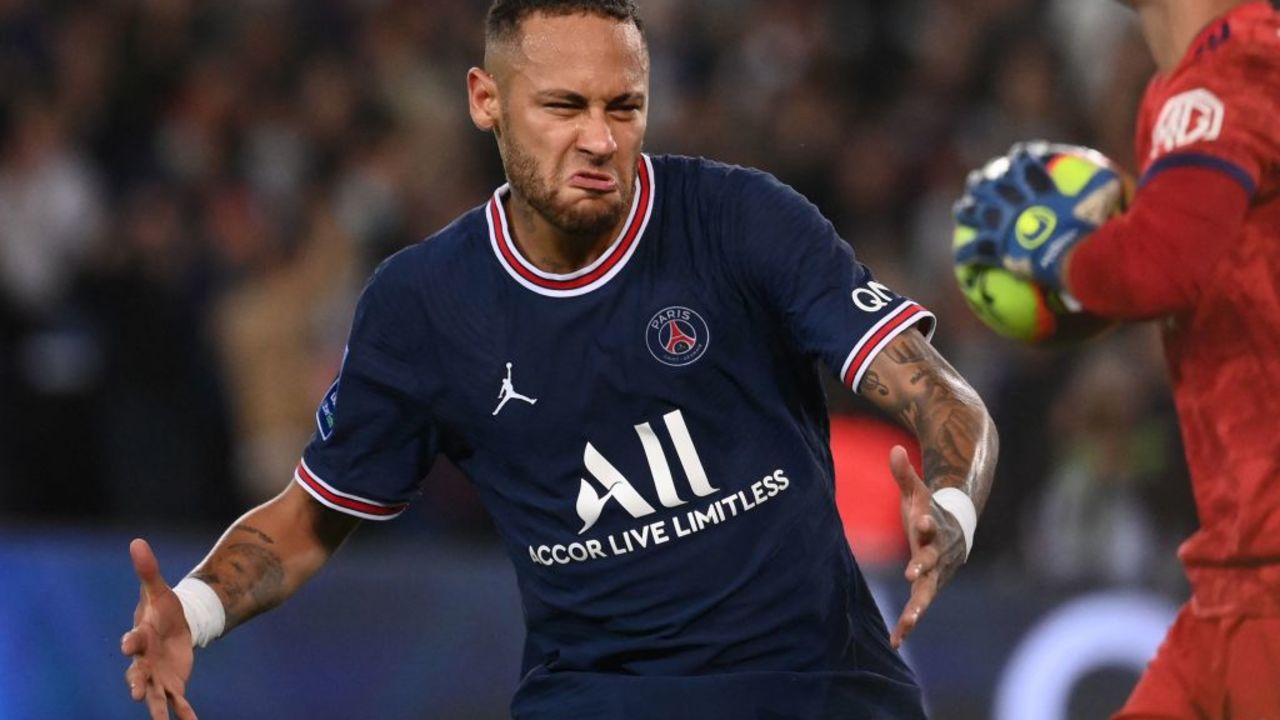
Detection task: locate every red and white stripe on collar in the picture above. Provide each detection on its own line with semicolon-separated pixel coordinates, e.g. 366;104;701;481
486;155;655;298
294;458;408;521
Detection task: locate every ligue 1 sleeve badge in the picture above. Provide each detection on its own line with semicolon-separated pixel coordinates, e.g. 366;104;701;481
646;306;710;367
316;379;339;441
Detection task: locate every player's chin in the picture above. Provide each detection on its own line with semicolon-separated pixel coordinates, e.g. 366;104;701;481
555;196;626;232
560;189;624;217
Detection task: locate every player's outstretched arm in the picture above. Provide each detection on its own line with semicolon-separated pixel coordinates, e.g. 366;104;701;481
858;329;997;648
121;482;361;719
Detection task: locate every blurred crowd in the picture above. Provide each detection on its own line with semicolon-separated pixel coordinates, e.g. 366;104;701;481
0;0;1195;592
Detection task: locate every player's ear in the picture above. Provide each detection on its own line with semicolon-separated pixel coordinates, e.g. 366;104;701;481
467;67;500;133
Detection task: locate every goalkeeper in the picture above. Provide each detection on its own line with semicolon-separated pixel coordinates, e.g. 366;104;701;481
956;1;1280;717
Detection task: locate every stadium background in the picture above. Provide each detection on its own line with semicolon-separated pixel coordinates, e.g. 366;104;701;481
0;0;1199;718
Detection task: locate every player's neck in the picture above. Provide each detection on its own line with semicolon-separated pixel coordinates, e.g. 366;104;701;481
503;192;623;274
1137;0;1247;72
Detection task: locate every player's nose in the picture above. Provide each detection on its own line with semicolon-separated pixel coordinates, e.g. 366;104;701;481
577;109;618;158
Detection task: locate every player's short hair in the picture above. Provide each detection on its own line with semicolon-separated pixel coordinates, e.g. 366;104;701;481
485;0;644;47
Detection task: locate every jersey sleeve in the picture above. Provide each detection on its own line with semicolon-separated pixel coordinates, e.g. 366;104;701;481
1068;163;1251;318
721;167;936;393
1141;43;1280;197
296;260;438;520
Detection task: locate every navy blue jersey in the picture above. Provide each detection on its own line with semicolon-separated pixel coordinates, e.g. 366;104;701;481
299;155;934;719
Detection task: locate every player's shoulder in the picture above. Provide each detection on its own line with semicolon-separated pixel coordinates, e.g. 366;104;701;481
650;153;735;183
655;156;839;279
376;204;488;278
650;154;799;207
1220;0;1280;51
1142;3;1280;155
1175;2;1280;84
363;203;489;306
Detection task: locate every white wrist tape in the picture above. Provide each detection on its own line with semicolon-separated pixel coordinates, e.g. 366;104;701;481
173;577;226;648
931;487;977;561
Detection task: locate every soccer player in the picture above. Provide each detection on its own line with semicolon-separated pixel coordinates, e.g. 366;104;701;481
121;2;998;717
955;1;1280;716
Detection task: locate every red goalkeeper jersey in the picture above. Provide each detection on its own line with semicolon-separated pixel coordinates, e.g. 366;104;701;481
1129;1;1280;612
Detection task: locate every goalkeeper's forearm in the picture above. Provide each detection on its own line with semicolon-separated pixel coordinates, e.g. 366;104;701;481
1063;164;1250;319
189;482;361;632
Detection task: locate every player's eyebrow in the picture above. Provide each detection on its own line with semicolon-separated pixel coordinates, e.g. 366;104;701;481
606;92;646;108
535;90;587;105
535;90;646;106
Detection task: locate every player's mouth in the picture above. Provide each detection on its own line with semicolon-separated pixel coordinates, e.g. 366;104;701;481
568;171;618;193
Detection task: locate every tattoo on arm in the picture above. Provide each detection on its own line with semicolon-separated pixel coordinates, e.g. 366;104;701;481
861;370;891;397
231;524;276;544
859;330;996;510
192;529;286;628
883;342;927;365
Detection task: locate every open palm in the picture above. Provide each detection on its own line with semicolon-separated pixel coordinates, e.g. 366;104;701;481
121;539;198;720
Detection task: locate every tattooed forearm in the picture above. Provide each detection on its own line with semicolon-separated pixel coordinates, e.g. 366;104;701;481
912;390;989;505
859;330;997;511
180;483;361;638
192;542;286;629
901;374;986;501
920;407;980;483
231;524;276;544
883;342;927;365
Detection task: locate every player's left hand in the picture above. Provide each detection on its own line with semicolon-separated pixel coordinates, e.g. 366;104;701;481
887;445;967;650
952;141;1123;291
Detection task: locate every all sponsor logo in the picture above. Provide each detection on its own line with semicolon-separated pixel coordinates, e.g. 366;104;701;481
527;408;791;567
1151;88;1224;159
576;409;718;534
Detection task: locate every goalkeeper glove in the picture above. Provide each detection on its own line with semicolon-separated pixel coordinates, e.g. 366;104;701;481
952;141;1127;292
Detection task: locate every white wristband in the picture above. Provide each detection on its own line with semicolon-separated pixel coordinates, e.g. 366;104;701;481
173;577;226;648
931;488;977;561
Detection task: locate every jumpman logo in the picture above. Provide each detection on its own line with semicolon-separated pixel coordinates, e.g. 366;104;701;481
493;362;538;416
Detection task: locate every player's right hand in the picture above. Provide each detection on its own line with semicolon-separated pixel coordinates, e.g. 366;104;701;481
121;538;199;720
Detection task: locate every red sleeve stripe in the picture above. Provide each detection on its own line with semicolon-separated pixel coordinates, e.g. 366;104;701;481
840;302;936;390
294;459;408;521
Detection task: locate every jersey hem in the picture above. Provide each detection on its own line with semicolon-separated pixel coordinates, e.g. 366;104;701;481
293;458;407;521
839;301;936;391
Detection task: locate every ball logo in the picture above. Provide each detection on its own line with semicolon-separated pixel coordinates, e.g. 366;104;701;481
647;306;709;367
1151;88;1224;159
1015;206;1057;250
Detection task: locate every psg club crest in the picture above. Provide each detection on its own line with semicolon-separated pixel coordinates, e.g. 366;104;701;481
646;306;709;367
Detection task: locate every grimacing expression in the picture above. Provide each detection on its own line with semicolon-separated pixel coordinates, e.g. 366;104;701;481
486;12;649;238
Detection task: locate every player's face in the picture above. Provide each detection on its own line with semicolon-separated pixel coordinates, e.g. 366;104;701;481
480;13;649;239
